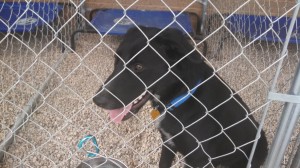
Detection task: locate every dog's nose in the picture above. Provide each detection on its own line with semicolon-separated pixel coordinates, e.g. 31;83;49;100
93;95;108;108
93;93;123;109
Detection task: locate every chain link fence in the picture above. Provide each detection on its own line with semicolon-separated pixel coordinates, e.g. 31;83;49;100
0;0;300;167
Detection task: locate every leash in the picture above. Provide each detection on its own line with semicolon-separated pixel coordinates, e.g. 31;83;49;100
77;135;100;157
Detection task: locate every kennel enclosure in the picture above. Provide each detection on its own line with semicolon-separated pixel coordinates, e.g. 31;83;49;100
0;0;300;167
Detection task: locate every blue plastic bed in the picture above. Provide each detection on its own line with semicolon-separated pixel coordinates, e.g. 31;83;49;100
0;2;63;33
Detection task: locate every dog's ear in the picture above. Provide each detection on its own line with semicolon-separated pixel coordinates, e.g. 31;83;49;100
153;28;203;64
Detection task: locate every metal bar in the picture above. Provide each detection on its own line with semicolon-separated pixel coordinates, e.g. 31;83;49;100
199;0;208;34
290;131;300;168
268;92;300;104
0;53;67;162
264;60;300;168
275;104;300;167
247;1;300;167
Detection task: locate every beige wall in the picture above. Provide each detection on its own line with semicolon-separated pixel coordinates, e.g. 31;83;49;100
5;0;299;17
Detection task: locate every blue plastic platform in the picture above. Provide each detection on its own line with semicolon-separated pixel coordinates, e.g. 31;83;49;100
0;2;63;33
91;9;194;35
227;14;300;44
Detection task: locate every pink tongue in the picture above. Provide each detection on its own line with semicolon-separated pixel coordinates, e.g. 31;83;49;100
107;103;133;124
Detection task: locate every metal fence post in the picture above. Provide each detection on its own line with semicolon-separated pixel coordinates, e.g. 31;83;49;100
247;1;300;168
264;61;300;167
290;131;300;168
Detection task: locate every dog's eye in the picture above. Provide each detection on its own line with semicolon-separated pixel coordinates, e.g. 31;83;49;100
133;63;144;72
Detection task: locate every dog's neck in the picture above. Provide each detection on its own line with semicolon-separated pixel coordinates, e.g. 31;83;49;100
151;78;205;113
166;80;202;110
151;61;214;113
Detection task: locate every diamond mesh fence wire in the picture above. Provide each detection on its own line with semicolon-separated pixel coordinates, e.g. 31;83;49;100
0;0;300;167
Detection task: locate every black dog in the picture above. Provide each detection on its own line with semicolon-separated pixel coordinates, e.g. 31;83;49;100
93;27;268;168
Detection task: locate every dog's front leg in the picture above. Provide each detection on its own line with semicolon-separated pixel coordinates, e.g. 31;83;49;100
159;143;177;168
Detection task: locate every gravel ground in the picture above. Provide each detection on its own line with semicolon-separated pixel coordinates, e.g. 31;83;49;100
0;25;299;168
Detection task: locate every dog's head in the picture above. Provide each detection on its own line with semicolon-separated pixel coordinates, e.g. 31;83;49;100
93;27;206;123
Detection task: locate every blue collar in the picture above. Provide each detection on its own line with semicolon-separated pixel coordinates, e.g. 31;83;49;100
167;80;202;110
